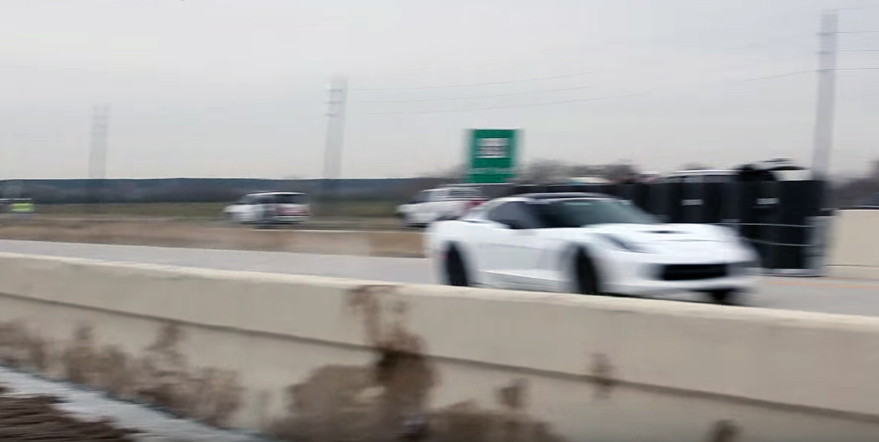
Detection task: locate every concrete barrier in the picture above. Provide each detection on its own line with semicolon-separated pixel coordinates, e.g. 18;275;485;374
0;219;425;257
826;209;879;279
0;252;878;441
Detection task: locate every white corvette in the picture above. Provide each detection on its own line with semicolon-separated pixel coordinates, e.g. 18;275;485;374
424;192;761;304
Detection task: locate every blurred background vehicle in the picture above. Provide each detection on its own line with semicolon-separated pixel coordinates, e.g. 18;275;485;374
1;198;35;216
662;158;808;184
567;176;611;185
395;185;486;228
223;191;310;226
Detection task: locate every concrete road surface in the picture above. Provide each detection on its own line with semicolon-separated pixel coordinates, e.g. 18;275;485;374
0;239;877;317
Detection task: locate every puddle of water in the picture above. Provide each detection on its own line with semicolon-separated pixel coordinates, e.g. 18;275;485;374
0;366;272;442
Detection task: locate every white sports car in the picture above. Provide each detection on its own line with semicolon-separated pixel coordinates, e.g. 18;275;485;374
424;192;761;304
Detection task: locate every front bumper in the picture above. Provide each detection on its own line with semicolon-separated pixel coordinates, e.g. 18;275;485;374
598;252;760;296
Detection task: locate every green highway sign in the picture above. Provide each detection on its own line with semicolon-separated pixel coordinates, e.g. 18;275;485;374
466;129;519;184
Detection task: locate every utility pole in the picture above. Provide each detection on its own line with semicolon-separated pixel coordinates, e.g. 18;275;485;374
87;104;110;214
811;10;838;181
322;77;348;215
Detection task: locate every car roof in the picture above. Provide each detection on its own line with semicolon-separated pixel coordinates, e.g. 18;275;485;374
433;186;481;191
665;169;735;177
513;192;615;200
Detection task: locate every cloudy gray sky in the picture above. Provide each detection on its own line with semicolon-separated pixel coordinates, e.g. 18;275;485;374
1;0;877;179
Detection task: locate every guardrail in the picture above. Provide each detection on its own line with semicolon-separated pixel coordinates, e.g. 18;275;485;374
0;253;878;441
826;209;879;279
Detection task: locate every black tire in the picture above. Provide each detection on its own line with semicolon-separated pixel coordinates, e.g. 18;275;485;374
397;212;409;227
574;250;604;296
705;289;739;306
444;247;470;287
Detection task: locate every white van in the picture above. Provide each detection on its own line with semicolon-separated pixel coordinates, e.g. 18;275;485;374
224;192;311;225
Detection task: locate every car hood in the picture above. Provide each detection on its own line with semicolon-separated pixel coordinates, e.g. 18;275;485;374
585;223;730;244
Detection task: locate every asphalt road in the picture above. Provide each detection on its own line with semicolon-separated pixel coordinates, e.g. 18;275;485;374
1;239;878;317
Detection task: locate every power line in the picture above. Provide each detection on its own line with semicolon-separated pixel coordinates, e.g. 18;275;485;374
352;40;812;104
739;70;814;82
354;69;814;116
353;28;814;94
354;84;596;103
352;71;592;92
355;92;649;115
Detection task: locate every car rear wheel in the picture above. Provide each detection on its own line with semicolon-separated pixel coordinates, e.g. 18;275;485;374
704;289;739;306
444;247;470;287
397;212;410;227
574;250;604;296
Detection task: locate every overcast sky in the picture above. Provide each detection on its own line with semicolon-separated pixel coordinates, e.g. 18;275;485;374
1;0;877;179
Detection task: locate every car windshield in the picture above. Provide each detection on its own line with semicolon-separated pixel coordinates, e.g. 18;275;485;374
448;187;481;199
537;198;658;227
272;193;307;204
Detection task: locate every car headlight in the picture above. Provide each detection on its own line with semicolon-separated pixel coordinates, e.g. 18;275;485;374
719;227;753;249
600;234;647;253
731;259;762;274
729;232;754;249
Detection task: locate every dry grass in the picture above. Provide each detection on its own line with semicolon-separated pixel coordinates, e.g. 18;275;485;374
36;202;226;218
35;200;400;219
0;218;424;257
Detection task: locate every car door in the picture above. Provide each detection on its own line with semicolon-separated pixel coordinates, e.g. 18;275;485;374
246;194;269;223
407;190;432;225
421;189;446;224
480;201;547;289
226;197;247;222
275;193;309;218
238;195;258;223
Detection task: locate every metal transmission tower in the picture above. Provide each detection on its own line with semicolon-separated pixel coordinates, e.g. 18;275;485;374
811;10;839;181
87;104;110;213
322;77;348;214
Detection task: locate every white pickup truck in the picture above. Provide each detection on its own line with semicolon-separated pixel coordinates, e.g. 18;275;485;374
396;186;486;228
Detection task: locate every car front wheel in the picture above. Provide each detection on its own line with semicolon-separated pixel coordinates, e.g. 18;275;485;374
574;250;604;296
703;289;739;306
397;211;409;226
444;247;470;287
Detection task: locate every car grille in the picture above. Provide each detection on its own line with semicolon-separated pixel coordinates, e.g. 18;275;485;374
660;264;728;281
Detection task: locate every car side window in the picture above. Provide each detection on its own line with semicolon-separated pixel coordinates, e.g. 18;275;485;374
487;203;513;225
487;201;543;229
413;191;430;204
